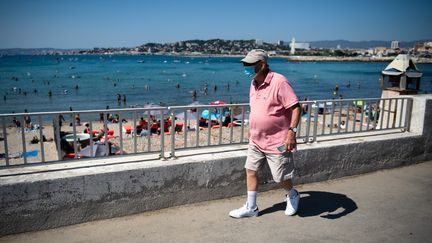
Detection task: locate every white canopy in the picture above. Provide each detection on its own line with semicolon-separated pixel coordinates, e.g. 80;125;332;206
382;54;421;76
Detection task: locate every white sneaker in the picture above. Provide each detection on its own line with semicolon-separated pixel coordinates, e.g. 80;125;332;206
229;204;259;218
285;189;300;216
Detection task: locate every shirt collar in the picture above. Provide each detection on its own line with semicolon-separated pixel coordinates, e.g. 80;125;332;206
253;71;274;88
264;71;274;85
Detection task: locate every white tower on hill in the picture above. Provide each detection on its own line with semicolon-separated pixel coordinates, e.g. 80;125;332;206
290;38;296;55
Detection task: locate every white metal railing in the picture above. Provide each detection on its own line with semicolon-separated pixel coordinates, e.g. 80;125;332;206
0;97;412;167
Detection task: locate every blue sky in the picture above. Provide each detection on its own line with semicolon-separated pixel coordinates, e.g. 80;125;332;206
0;0;431;48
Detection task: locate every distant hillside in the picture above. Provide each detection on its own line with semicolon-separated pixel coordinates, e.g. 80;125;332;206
0;48;82;55
308;40;430;49
1;39;431;55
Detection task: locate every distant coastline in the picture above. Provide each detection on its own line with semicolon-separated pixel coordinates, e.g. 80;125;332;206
285;55;432;64
3;52;431;64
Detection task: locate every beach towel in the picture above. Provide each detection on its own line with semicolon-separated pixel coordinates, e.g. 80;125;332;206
22;150;38;158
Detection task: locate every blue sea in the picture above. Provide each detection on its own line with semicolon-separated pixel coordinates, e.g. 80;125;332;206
1;55;431;114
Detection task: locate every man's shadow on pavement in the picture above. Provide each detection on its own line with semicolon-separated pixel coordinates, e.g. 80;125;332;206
259;191;358;219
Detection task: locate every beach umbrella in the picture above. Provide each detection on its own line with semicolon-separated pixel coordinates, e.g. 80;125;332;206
143;103;168;116
201;109;219;120
176;110;198;120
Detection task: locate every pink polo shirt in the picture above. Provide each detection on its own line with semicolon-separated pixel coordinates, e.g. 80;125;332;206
249;71;299;153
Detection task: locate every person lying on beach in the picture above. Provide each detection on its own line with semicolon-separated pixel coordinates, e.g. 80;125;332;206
327;120;346;129
30;136;39;144
42;135;54;142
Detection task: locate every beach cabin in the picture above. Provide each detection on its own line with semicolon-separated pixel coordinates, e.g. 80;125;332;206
378;54;422;129
380;54;422;94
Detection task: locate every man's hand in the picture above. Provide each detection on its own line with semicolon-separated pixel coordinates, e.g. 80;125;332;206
284;131;297;152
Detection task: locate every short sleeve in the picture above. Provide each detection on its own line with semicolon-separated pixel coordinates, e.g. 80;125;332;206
278;79;299;109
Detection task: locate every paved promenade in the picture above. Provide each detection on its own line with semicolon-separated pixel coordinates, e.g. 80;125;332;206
1;161;431;243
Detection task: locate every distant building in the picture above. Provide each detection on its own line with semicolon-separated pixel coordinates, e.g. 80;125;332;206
289;38;310;54
391;41;399;49
277;40;285;46
336;45;341;49
414;42;432;53
374;47;388;56
255;39;263;46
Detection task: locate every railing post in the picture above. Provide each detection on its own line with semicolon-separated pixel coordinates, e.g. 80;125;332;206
207;107;212;146
229;106;234;143
55;115;62;161
103;114;109;156
312;101;319;143
240;107;245;143
379;99;386;130
118;113;123;155
38;115;45;162
386;99;392;129
20;115;27;164
321;102;327;135
305;102;313;143
195;108;200;147
2;117;9;166
147;110;151;152
398;98;405;129
72;113;78;159
89;118;94;158
218;107;223;145
405;98;413;132
359;100;365;132
329;102;335;135
160;110;165;159
133;111;137;153
345;100;351;133
184;109;188;148
170;109;176;158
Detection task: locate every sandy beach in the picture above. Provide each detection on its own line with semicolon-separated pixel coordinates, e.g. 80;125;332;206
0;116;250;166
0;104;381;167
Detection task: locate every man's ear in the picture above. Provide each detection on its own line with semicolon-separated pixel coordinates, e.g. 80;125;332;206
259;61;269;72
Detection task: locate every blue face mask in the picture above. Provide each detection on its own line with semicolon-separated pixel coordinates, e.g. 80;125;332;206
244;66;255;77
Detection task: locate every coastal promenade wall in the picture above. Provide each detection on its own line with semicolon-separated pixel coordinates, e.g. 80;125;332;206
1;95;431;236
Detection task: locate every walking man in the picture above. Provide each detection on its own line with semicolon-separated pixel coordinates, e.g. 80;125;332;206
229;49;301;218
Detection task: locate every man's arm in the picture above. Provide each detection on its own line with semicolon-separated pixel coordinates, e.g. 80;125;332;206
285;103;301;152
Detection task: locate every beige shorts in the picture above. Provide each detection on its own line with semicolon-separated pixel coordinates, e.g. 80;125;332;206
245;144;295;183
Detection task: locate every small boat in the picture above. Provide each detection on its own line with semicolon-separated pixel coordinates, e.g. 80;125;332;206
137;60;145;63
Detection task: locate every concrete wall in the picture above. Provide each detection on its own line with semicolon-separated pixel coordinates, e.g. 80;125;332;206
1;95;431;236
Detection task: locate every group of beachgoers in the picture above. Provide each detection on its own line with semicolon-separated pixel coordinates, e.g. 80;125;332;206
331;81;361;99
116;93;126;104
190;81;239;99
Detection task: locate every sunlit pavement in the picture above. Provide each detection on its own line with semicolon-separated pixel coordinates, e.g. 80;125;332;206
1;161;431;243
